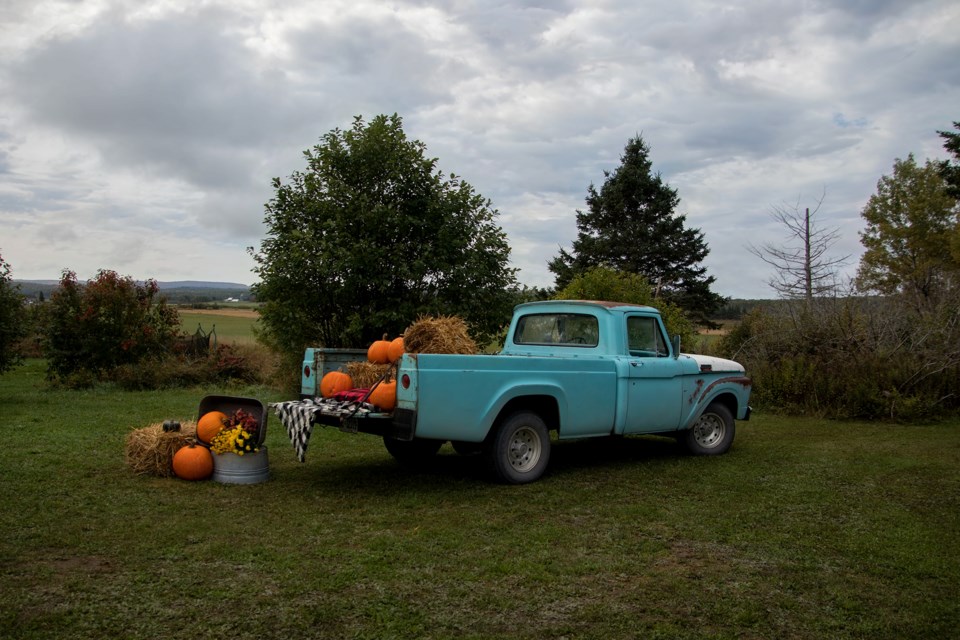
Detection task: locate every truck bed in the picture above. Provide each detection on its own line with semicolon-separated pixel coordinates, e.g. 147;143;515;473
402;353;621;441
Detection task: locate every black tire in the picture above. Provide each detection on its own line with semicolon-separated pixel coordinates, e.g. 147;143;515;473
383;436;443;466
489;411;551;484
683;402;735;455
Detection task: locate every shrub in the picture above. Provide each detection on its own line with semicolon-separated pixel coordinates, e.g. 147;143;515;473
45;270;182;382
17;303;48;358
720;294;960;420
110;343;282;391
0;253;28;374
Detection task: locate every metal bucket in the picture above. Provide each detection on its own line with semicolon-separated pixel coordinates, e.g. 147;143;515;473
211;446;270;484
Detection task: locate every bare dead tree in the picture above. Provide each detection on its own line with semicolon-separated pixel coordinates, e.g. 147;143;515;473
748;191;851;301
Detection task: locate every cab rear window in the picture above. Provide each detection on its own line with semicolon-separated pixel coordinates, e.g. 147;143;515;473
514;313;599;347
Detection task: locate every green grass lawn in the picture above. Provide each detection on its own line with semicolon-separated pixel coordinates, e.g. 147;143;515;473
177;311;258;345
1;359;958;639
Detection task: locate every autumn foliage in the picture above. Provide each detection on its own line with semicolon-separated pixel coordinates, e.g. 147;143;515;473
45;270;181;382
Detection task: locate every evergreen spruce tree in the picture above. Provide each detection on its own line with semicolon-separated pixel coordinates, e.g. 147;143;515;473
549;135;723;321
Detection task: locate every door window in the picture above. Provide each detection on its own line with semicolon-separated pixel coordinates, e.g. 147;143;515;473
627;316;669;357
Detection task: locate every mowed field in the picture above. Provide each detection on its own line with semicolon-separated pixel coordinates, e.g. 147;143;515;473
177;307;259;345
1;357;958;639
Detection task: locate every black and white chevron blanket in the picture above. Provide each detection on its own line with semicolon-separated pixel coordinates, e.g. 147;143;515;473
270;398;374;462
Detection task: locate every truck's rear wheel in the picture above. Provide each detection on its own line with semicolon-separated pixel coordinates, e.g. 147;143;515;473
383;437;443;466
683;402;735;455
489;411;550;484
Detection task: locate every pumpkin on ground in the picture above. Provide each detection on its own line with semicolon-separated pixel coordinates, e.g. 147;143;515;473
172;443;214;480
197;410;228;444
387;337;405;363
369;380;397;411
321;370;353;398
367;334;392;364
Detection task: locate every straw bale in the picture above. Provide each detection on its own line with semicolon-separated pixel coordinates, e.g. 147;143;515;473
403;315;478;355
124;421;197;477
345;361;392;389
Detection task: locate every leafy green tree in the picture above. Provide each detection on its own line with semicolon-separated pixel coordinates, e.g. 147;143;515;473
0;253;28;374
856;154;959;307
548;135;723;323
252;114;518;358
554;266;694;348
45;270;182;381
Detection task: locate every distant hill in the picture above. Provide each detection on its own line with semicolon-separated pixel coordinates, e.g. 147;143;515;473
156;281;250;289
14;280;254;304
14;279;248;289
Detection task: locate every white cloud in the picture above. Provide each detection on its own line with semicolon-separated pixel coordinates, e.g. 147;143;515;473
0;0;958;300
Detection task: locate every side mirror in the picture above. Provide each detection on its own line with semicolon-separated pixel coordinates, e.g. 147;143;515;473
672;334;681;359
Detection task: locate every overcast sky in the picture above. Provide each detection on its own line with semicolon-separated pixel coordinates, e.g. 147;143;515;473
1;0;958;299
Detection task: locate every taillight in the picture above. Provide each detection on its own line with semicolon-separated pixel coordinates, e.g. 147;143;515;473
401;374;410;389
303;365;311;378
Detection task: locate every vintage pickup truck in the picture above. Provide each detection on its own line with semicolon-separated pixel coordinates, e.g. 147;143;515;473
296;300;751;484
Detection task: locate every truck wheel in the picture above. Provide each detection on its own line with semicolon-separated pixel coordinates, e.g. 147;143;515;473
383;437;442;466
683;402;735;455
489;411;551;484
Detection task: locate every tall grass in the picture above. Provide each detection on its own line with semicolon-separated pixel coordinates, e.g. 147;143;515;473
1;359;958;639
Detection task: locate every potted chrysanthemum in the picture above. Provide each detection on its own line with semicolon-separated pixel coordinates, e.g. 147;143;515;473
201;399;270;484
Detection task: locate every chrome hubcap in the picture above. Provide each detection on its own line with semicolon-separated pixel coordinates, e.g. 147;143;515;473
693;413;725;448
508;426;541;471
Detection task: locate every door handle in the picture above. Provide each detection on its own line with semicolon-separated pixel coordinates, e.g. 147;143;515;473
631;361;642;367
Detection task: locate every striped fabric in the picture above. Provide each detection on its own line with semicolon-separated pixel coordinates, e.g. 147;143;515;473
270;398;374;462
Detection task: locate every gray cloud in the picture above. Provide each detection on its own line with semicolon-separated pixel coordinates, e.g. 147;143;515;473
0;0;957;298
9;9;289;185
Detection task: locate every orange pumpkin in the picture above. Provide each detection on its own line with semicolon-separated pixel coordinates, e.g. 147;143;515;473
197;410;228;444
367;334;392;364
387;337;405;363
369;380;397;411
321;370;353;398
172;443;213;480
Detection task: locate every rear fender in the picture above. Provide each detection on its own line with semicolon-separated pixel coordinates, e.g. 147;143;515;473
413;381;567;443
483;386;565;439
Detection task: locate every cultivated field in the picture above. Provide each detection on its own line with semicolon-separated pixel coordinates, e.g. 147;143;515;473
1;359;958;639
177;307;259;345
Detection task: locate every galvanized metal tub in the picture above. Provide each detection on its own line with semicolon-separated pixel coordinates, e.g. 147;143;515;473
211;446;269;484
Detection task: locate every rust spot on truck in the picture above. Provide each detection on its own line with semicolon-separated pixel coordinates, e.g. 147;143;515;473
699;376;752;402
685;376;754;412
689;378;705;405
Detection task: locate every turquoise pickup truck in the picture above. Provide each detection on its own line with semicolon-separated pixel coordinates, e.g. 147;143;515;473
299;300;751;484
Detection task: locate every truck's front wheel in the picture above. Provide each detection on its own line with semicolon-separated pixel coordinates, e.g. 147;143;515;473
489;411;551;484
683;402;735;455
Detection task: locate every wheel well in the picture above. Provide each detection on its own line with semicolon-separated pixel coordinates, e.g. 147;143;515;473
493;395;560;436
709;392;739;418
